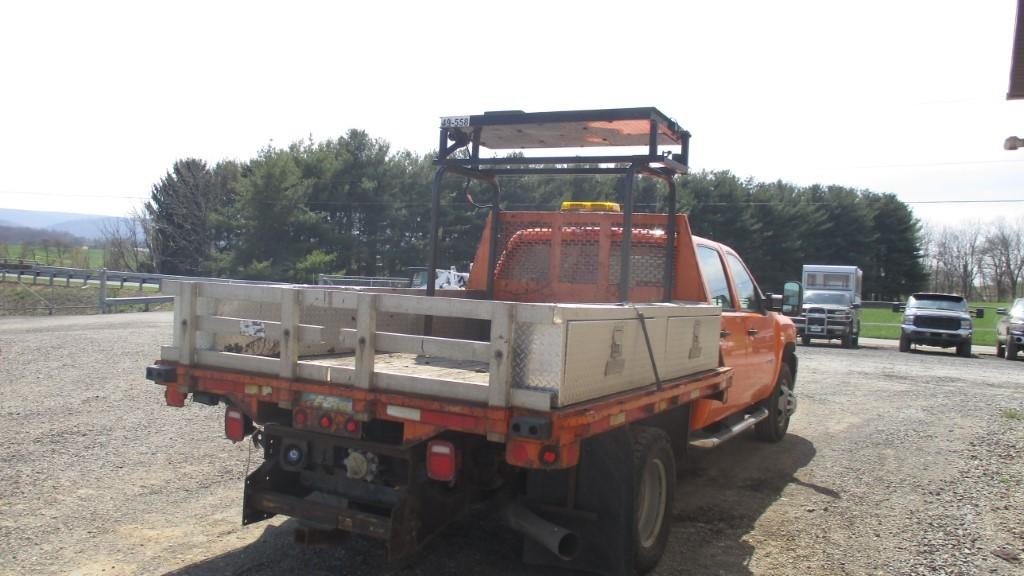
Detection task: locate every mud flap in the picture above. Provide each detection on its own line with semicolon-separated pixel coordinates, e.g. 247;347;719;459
523;427;635;576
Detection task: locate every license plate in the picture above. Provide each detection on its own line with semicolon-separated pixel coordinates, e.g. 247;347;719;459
810;326;824;333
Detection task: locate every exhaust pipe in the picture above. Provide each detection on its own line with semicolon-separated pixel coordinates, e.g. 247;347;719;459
503;502;580;560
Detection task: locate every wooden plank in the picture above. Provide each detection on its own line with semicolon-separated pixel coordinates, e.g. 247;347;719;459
296;361;329;383
279;288;300;379
373;371;489;404
487;302;514;408
339;328;358;350
510;302;559;325
196;349;279;375
377;293;497;320
160;346;180;363
375;332;490;363
196;315;324;344
355;293;378;389
300;287;358;310
328;364;356;385
178;282;198;366
197;282;283;304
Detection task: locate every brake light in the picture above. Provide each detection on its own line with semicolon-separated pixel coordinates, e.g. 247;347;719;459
293;408;308;427
225;407;246;442
426;440;457;482
319;414;333;430
539;445;559;465
344;419;359;434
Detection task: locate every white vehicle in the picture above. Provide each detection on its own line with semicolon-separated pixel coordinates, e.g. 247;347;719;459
794;265;863;348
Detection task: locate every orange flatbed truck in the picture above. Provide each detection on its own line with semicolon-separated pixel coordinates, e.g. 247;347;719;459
145;108;803;575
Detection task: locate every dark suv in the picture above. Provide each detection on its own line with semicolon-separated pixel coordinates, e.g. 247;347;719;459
794;290;860;348
897;293;980;357
996;298;1024;361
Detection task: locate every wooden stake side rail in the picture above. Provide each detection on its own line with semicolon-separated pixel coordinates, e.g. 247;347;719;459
161;280;718;412
158;361;733;469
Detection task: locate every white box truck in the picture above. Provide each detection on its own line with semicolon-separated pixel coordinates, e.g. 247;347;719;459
795;265;863;348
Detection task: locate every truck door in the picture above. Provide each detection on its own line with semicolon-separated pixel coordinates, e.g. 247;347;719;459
695;245;749;387
724;252;776;398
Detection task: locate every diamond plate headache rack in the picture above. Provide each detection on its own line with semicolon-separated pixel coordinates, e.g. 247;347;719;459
434;107;691;176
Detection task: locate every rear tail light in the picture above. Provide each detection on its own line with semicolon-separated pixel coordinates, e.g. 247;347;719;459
292;408;308;427
344;419;359;435
426;440;457;483
539;445;559;466
225;407;247;442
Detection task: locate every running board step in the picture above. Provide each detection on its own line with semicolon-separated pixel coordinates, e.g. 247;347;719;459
689;408;769;448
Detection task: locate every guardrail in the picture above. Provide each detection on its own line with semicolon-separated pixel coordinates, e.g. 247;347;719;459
318;274;410;288
0;263;292;314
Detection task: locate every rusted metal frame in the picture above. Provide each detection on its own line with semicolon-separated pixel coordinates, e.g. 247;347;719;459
426;166;446;301
505;367;733;469
443;155;665;167
163;361;731;468
631;166;678;302
250;490;391;539
617;164;640;302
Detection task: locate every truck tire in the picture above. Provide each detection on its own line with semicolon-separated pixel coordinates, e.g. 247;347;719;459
1008;338;1019;361
755;365;793;443
898;334;910;353
631;427;675;574
841;331;852;349
996;340;1005;358
851;334;859;348
801;333;811;346
957;339;972;358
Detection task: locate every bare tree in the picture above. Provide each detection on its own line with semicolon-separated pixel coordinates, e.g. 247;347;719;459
929;223;984;298
983;217;1024;300
99;208;153;272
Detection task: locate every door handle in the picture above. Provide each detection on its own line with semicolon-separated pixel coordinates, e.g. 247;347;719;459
747;329;759;336
720;330;731;338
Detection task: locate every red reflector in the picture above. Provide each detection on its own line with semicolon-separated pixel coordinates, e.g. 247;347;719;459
225;407;246;443
540;446;559;465
293;409;308;427
344;419;359;434
319;414;333;429
426;440;457;482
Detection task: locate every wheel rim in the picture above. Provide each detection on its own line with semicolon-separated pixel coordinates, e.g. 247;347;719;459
637;457;667;549
776;383;794;431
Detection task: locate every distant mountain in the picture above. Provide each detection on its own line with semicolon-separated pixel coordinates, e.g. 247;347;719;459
0;208;131;241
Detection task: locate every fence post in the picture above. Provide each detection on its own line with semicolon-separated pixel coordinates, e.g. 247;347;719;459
97;268;108;314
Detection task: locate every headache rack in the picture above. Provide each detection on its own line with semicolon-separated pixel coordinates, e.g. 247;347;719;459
428;107;692;304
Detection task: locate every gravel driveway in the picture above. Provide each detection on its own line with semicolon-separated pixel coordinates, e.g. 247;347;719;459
1;313;1021;576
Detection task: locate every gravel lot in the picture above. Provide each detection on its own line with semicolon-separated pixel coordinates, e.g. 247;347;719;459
1;312;1022;576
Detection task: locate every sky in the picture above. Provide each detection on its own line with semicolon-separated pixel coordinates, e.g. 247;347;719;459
0;0;1021;227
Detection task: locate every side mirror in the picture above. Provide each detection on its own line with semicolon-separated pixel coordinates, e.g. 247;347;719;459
764;292;784;311
851;302;861;309
997;307;1007;315
974;308;985;319
780;280;803;317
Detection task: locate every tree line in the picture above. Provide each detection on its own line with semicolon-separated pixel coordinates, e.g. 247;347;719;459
132;130;929;299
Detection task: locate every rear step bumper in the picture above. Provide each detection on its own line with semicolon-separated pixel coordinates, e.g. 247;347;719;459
688;408;769;448
247;489;390;539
